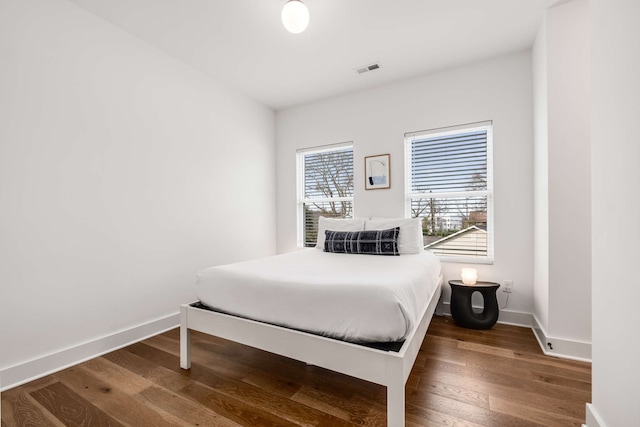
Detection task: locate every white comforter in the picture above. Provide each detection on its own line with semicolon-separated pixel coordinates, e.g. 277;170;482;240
195;249;441;343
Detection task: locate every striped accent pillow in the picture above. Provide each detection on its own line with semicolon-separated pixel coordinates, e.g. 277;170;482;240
324;227;400;256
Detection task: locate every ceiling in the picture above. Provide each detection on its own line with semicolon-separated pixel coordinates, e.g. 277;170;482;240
69;0;558;110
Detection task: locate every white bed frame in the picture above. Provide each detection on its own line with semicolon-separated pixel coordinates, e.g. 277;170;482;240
180;277;442;427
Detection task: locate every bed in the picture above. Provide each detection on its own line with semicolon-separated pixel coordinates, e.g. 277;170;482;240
180;217;442;426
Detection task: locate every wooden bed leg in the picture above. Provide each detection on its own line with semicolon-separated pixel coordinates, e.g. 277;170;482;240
387;376;405;427
180;305;191;370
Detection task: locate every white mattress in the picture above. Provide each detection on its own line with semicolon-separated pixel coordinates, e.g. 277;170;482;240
195;249;441;343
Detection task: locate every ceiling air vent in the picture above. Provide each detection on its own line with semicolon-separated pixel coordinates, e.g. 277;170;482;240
355;62;382;74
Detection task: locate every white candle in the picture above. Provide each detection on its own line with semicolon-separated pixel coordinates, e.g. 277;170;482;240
461;268;478;285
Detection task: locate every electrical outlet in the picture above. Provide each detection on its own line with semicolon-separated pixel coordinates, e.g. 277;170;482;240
503;280;513;293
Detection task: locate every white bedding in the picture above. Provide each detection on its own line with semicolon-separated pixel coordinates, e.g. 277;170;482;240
195;249;441;343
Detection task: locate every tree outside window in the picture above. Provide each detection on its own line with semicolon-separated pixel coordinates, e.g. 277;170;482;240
297;144;354;247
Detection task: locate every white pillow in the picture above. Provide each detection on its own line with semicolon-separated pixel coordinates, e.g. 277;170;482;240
316;217;366;249
365;217;424;254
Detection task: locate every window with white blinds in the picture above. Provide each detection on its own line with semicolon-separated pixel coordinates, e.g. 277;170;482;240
297;143;354;247
405;122;493;262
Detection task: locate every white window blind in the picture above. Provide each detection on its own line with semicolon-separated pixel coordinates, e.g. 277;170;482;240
297;143;354;247
405;122;493;262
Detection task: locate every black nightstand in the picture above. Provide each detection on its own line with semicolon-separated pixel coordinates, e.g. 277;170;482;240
449;280;500;329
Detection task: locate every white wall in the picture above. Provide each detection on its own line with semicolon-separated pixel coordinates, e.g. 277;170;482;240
532;19;550;334
546;0;591;344
0;0;275;389
589;0;640;425
531;0;591;359
277;52;534;319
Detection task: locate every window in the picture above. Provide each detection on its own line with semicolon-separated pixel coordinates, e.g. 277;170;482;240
405;122;493;262
297;143;354;247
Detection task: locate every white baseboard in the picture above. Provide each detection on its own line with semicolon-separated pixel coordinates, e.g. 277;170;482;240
438;301;533;328
0;312;179;392
531;315;591;362
438;302;591;362
585;403;605;427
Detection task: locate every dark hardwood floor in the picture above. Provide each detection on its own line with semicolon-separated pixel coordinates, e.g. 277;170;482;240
1;316;591;426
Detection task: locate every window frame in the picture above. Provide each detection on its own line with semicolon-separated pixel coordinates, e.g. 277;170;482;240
296;142;354;248
404;121;494;264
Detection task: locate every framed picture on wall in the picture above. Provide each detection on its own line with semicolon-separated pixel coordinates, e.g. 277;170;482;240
365;154;390;190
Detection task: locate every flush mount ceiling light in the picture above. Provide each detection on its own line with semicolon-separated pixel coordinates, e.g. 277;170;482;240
281;0;309;34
